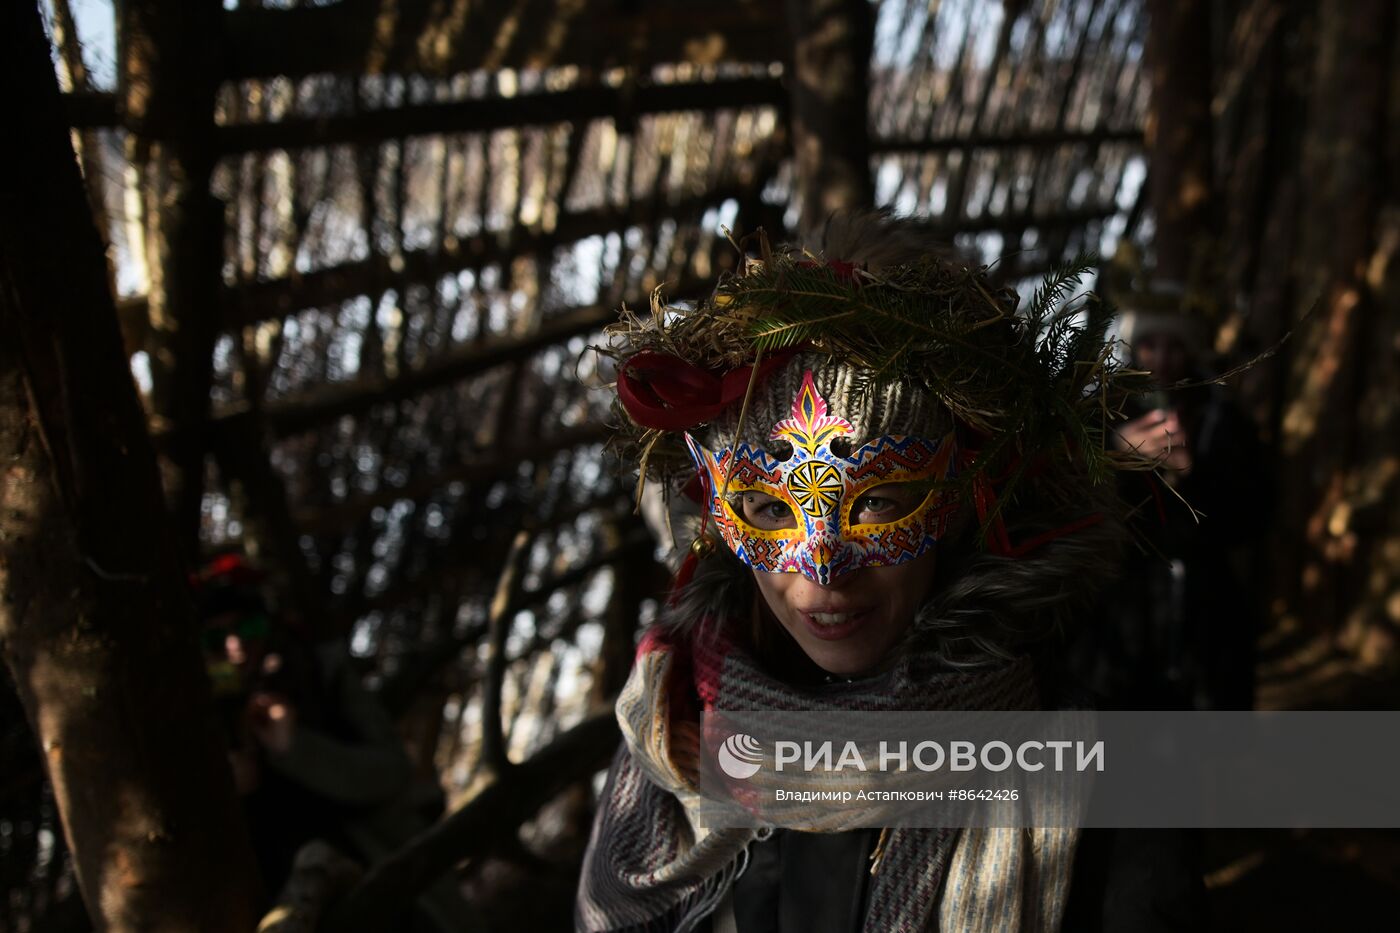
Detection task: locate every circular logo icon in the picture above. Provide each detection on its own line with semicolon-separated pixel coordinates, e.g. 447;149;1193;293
717;733;764;779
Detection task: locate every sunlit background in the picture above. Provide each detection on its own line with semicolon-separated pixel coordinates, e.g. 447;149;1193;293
6;0;1397;929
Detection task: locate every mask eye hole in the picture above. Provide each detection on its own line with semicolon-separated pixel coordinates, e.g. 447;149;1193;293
829;437;853;458
848;483;927;526
732;490;798;530
764;440;794;462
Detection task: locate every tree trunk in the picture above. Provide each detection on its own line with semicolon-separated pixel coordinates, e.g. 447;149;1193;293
1144;0;1215;282
1275;0;1399;653
1211;0;1400;656
0;3;263;929
785;0;876;240
120;0;226;558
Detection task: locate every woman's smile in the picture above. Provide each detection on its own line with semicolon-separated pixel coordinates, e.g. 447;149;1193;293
799;607;874;640
752;551;937;676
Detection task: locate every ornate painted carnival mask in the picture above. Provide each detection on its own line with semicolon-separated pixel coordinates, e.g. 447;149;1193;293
684;370;959;585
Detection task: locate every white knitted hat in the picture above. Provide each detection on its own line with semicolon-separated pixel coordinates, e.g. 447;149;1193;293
696;351;953;454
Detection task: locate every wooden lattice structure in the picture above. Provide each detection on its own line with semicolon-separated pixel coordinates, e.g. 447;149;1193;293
4;0;1153;927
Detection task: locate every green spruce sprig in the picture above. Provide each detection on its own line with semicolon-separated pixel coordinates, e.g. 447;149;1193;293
601;234;1155;548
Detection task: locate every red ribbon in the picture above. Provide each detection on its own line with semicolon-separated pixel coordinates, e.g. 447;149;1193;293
618;262;860;431
617;348;801;431
960;441;1105;559
796;259;863;281
190;552;265;588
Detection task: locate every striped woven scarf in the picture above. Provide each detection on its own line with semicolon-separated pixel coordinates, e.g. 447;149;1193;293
577;619;1080;932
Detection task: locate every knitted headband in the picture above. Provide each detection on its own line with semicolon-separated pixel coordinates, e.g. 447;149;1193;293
695;351;952;454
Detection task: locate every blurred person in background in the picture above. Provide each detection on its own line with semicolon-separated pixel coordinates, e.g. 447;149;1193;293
1075;279;1270;711
195;554;470;932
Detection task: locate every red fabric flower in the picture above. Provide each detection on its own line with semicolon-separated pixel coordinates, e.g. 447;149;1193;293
617;348;801;431
797;258;863;281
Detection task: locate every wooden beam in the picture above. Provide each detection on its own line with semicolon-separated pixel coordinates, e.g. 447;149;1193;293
255;307;622;437
214;76;786;156
325;713;620;933
1144;0;1216;280
54;100;1136;161
294;423;612;537
341;489;634;647
164;272;711;449
872;126;1144;154
256;842;363;933
784;0;876;238
208;410;323;632
120;184;755;342
233;298;662;450
593;517;659;702
516;533;656;618
223;1;782;81
372;527;655;716
121;0;227;556
924;204;1123;238
480;532;532;774
942;8;1018;231
61;90;119;128
382;531;659;718
219;188;749;328
52;0;124;337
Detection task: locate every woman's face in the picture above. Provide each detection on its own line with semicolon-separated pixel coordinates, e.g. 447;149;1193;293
1132;333;1189;386
737;484;939;676
750;552;936;677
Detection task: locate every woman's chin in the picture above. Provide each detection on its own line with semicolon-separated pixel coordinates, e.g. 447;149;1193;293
788;620;904;678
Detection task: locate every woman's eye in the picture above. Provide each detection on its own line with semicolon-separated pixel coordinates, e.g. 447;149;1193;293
858;496;897;515
737;492;796;530
851;485;923;524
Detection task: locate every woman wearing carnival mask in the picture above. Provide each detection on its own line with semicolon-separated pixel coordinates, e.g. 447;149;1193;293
577;211;1206;932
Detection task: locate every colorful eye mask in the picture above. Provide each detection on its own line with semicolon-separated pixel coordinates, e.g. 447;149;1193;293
685;370;958;585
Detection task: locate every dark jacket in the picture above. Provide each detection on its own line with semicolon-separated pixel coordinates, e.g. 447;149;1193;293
1078;384;1270;711
706;826;1206;932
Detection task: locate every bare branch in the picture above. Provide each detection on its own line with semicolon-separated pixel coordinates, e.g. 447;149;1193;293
480;531;533;774
215;77;785;155
325;713;621;933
